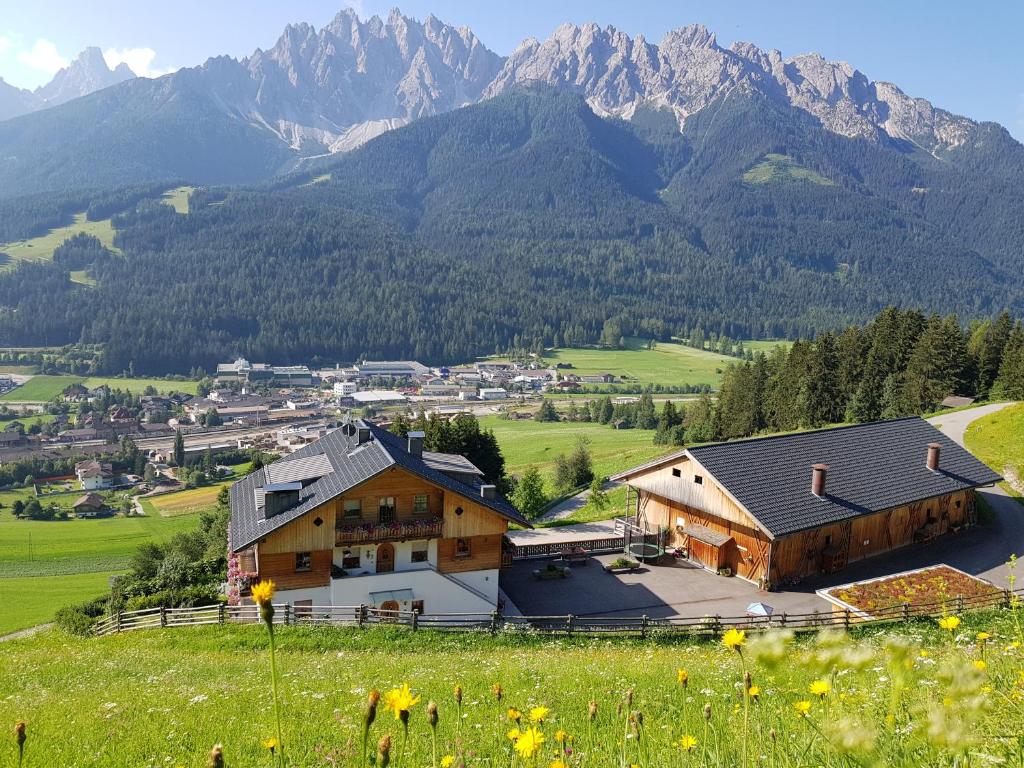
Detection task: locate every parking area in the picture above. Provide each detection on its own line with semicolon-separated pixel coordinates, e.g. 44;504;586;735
500;552;829;619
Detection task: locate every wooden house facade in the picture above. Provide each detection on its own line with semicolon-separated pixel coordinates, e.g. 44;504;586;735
613;418;1001;589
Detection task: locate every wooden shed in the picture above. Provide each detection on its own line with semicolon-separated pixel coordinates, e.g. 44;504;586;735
613;418;1002;589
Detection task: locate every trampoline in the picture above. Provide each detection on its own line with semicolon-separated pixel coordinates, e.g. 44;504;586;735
626;541;663;563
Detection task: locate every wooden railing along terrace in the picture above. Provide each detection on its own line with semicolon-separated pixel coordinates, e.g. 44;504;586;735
92;586;1023;637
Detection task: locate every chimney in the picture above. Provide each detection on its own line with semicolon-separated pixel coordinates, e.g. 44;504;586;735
407;430;424;457
357;426;371;445
811;464;828;497
480;484;497;500
926;442;941;472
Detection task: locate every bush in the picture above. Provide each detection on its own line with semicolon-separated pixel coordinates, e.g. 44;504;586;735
54;596;108;636
123;585;223;612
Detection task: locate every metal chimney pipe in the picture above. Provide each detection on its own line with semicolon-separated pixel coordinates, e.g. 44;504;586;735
811;464;828;497
926;442;941;472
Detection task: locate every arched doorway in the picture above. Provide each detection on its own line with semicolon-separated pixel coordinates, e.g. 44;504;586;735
378;598;400;623
376;542;395;573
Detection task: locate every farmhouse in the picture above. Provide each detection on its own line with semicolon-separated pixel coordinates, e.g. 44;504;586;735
75;459;114;490
229;420;529;614
612;418;1001;589
72;492;110;518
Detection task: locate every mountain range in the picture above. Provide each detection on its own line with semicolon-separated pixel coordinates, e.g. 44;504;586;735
0;47;135;122
0;8;1018;196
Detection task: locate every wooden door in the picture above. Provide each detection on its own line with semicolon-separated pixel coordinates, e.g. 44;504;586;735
376;542;395;573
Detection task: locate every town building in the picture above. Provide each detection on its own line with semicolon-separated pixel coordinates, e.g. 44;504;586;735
478;388;508;401
72;492;110;518
228;421;528;614
216;358;314;387
75;459;115;490
333;380;358;397
348;390;407;406
612;418;1001;589
354;361;430;379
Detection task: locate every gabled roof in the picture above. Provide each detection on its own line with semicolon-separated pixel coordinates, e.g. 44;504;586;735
229;420;528;551
614;418;1002;538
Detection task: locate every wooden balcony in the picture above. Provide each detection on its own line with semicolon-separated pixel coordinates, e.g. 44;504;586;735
335;516;443;545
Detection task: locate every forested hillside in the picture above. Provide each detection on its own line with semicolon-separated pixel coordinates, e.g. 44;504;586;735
0;87;1020;374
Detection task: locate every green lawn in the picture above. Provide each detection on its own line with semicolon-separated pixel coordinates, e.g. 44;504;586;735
161;185;195;214
0;212;119;266
0;374;199;400
81;376;199;395
964;402;1024;498
481;415;666;493
0;412;55;429
0;374;82;401
1;610;1020;766
0;572;115;636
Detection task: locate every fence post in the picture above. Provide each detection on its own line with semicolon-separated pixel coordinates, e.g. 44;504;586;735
843;609;850;630
641;615;648;639
713;615;722;635
282;604;290;626
566;614;574;635
780;613;787;628
902;602;910;622
956;594;964;614
490;611;498;635
357;604;366;628
412;610;419;632
1005;589;1012;609
219;603;226;624
160;606;167;628
115;610;122;633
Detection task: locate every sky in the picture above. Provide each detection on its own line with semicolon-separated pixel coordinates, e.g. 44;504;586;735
0;1;1021;140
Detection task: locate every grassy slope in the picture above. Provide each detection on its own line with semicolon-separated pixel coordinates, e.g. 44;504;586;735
1;612;1021;766
0;374;198;400
161;185;195;214
964;402;1024;497
0;572;114;635
0;213;119;266
539;341;734;388
81;376;199;395
743;153;835;185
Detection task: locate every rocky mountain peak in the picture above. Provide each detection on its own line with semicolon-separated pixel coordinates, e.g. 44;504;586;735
34;46;136;107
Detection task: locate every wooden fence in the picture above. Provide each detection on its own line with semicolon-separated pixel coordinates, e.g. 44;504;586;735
93;586;1023;637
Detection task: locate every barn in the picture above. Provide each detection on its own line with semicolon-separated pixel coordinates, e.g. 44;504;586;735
611;417;1002;589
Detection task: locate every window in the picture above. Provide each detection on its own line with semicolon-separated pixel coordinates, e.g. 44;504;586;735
343;499;362;520
671;468;682;478
411;599;425;615
313;516;323;527
295;551;312;572
379;497;396;524
413;494;430;515
411;541;428;563
455;538;472;558
342;548;361;570
693;475;703;485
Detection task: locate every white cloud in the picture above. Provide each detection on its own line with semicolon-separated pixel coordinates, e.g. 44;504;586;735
0;36;11;56
17;38;68;75
103;47;175;79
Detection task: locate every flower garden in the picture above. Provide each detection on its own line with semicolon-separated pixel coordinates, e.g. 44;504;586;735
3;575;1024;768
822;565;1004;617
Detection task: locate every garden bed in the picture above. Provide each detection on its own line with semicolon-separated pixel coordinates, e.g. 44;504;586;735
817;564;1003;619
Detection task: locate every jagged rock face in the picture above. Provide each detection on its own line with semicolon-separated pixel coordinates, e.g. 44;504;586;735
486;22;975;152
35;47;136;106
240;8;503;150
0;78;41;122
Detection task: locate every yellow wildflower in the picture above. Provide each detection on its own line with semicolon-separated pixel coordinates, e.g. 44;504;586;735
441;757;455;768
938;615;961;632
677;734;698;751
973;659;988;671
514;726;545;759
383;683;421;720
747;685;761;700
250;580;275;606
554;729;567;743
677;668;689;686
529;706;550;723
506;728;522;741
919;649;930;658
549;761;568;768
976;631;991;641
722;628;746;650
508;707;522;723
794;700;812;716
809;680;830;698
262;737;279;753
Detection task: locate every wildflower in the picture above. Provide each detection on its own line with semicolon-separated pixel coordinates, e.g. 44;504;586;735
263;737;280;754
677;668;689;687
588;701;597;721
794;700;812;717
809;680;831;698
529;705;550;723
514;726;545;759
377;734;392;768
507;728;522;741
427;701;439;768
454;685;463;706
973;659;987;671
550;761;568;768
492;683;503;702
554;729;568;743
441;757;455;768
15;721;26;768
722;628;746;650
253;579;284;764
508;708;522;723
938;615;961;632
207;745;224;768
251;579;276;622
677;734;698;751
704;703;712;721
362;691;380;768
977;631;991;642
384;683;421;721
747;685;761;700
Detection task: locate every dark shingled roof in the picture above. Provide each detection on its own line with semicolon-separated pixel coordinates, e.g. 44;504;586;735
229;420;528;551
618;418;1002;539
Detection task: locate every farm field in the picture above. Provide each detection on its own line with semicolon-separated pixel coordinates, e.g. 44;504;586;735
0;212;118;266
0;572;114;636
480;415;665;492
1;610;1021;766
964;402;1024;497
0;373;199;400
140;483;231;518
161;185;195;214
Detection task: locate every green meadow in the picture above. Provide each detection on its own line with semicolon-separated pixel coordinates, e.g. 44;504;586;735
0;213;119;266
965;402;1024;498
0;374;199;400
161;185;195;214
1;609;1021;766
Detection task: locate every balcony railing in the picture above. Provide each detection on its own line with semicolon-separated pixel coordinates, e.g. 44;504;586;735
335;516;443;545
